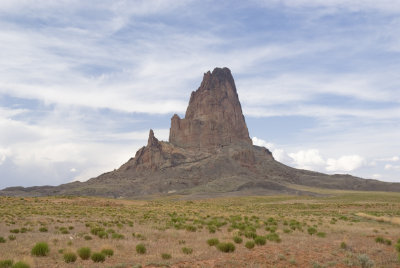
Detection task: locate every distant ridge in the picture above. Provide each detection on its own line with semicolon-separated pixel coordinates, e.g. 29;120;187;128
2;67;400;198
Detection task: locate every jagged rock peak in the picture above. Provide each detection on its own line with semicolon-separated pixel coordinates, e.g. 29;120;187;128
169;67;252;149
147;129;159;147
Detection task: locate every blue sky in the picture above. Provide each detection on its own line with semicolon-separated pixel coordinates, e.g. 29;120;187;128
0;0;399;189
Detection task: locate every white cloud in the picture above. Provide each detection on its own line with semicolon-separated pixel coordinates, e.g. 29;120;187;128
288;149;325;170
252;137;274;149
257;0;400;13
240;72;400;120
372;174;382;179
384;164;400;170
391;156;400;162
253;137;368;173
326;155;365;172
271;148;291;163
252;137;291;163
0;148;10;165
0;106;169;187
375;156;399;162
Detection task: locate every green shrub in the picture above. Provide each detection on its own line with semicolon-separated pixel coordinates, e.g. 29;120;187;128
59;227;69;234
182;247;193;254
340;242;347;249
161;253;171;260
0;260;13;268
97;231;108;239
90;226;105;235
0;237;6;243
244;230;257;239
375;236;385;244
63;252;77;263
11;261;30;268
101;248;114;257
185;225;197;232
254;236;266;245
266;233;281;243
245;240;255;249
8;235;16;241
84;235;92;240
39;227;48;232
31;242;50;256
77;247;91;260
317;232;326;238
207;238;219;246
233;236;243;244
91;252;105;263
396;242;400;252
217;242;235;253
112;233;124;239
307;227;317;235
208;225;216;233
136;243;146;254
10;229;19;234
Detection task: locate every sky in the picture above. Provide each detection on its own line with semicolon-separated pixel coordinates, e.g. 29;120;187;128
0;0;399;189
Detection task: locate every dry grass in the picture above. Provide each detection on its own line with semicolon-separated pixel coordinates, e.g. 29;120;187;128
356;212;400;225
0;192;399;267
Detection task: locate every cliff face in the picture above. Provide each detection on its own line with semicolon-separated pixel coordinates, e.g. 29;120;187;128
169;68;252;150
126;67;258;174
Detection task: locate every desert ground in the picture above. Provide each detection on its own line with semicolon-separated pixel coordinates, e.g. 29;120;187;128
1;186;400;268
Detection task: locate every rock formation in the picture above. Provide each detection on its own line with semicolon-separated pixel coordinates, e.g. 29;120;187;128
169;68;252;150
2;67;400;197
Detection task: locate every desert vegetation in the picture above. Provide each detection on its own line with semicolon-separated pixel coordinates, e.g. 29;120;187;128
0;189;400;267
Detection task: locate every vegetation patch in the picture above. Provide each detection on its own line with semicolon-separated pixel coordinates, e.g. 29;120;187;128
136;243;146;254
207;238;219;246
10;262;30;268
31;242;49;257
254;236;266;245
91;252;106;263
161;253;172;260
101;248;114;257
0;260;13;268
245;240;255;249
233;236;243;244
77;247;91;260
217;242;235;253
63;252;77;263
182;247;193;254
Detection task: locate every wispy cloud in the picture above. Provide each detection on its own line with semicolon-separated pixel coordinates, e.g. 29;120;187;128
256;0;400;13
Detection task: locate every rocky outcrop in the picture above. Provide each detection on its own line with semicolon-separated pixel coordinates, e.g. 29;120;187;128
2;67;400;198
124;129;164;171
169;67;252;150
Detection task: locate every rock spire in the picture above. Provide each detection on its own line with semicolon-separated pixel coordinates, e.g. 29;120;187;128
169;67;252;150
